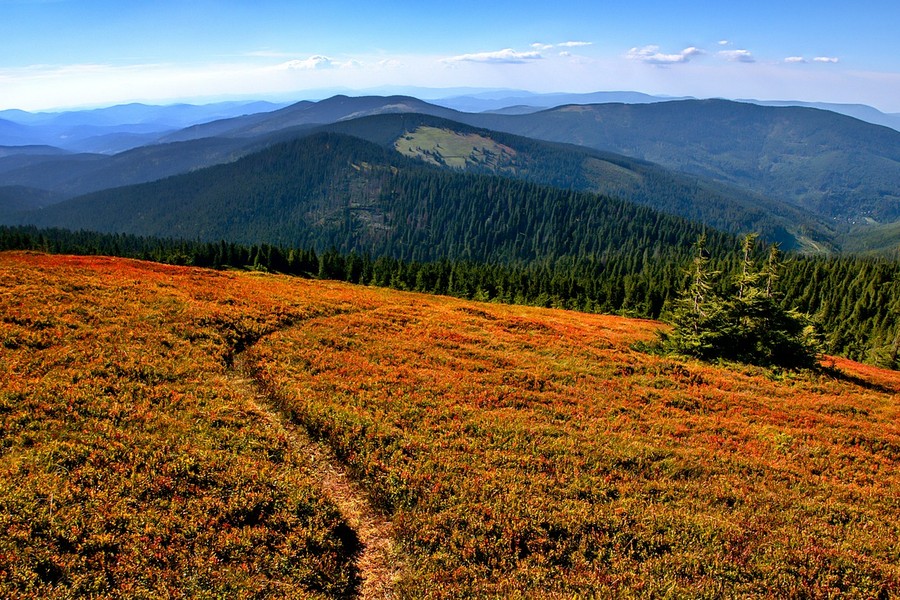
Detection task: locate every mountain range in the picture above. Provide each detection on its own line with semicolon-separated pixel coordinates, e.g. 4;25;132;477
1;92;899;254
0;100;288;154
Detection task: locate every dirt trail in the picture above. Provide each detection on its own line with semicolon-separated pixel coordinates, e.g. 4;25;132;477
230;352;405;599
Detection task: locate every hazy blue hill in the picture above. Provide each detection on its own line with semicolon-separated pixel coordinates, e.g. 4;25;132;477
0;100;289;153
26;101;287;129
157;95;460;143
156;102;316;143
0;119;37;147
433;90;689;113
0;136;271;199
740;99;900;132
430;90;900;130
0;186;62;218
0;146;71;170
0;153;109;190
456;99;900;225
0;145;69;157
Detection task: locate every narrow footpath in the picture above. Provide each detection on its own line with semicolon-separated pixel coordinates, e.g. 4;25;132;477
230;351;405;599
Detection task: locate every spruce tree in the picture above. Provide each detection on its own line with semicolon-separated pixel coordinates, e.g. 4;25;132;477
662;234;820;368
660;235;725;359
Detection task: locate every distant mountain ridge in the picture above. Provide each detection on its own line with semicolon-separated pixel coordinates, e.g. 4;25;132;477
736;99;900;132
435;91;900;131
10;132;736;268
1;93;898;253
155;95;461;143
432;91;691;114
454;100;900;226
0;100;288;153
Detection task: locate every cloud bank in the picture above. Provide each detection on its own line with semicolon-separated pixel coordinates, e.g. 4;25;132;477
627;45;702;65
444;48;543;64
275;55;334;70
719;49;755;63
532;41;592;51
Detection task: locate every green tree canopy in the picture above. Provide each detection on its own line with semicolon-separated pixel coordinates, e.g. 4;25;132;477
661;234;820;369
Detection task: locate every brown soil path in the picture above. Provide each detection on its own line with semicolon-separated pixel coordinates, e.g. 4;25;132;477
231;352;405;599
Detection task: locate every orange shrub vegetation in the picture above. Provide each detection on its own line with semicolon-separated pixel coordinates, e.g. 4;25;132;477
247;281;900;597
0;252;369;598
3;252;899;598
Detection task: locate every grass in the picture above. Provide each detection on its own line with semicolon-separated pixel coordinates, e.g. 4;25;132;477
394;126;517;170
247;280;900;597
0;252;363;598
2;251;899;598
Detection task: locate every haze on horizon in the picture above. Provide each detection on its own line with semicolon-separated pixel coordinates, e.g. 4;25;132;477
2;0;899;113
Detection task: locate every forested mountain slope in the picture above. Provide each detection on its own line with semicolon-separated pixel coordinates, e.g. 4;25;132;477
321;113;833;250
457;99;900;225
12;132;731;266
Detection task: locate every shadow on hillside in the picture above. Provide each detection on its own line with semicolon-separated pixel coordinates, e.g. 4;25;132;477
820;365;898;395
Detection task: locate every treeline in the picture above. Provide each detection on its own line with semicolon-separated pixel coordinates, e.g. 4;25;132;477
0;226;687;317
780;256;900;367
1;225;898;369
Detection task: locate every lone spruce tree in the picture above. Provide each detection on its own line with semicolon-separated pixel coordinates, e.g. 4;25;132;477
662;234;820;368
661;235;725;359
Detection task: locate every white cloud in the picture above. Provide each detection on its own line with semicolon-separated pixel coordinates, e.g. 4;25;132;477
443;48;543;64
3;52;900;115
275;55;334;70
719;49;755;63
559;51;572;57
718;40;730;46
557;41;592;48
784;56;806;63
376;59;403;69
531;43;554;50
627;45;702;65
813;56;839;63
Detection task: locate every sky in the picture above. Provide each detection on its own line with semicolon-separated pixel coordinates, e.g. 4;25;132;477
2;0;900;112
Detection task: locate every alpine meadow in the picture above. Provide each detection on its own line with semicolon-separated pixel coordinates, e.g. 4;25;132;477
2;0;900;597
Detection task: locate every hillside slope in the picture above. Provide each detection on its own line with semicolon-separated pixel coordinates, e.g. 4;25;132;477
459;99;900;225
321;113;832;250
11;132;734;265
1;251;898;597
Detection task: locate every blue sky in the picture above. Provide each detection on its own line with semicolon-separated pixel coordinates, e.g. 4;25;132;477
2;0;899;111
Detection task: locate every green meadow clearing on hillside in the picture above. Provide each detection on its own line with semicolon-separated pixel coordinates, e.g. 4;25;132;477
1;251;899;598
394;126;518;169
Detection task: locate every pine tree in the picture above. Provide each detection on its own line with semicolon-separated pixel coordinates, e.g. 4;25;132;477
662;234;820;368
660;235;726;358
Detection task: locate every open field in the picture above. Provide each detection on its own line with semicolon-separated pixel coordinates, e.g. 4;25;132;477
0;252;365;598
2;251;899;597
395;126;517;169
